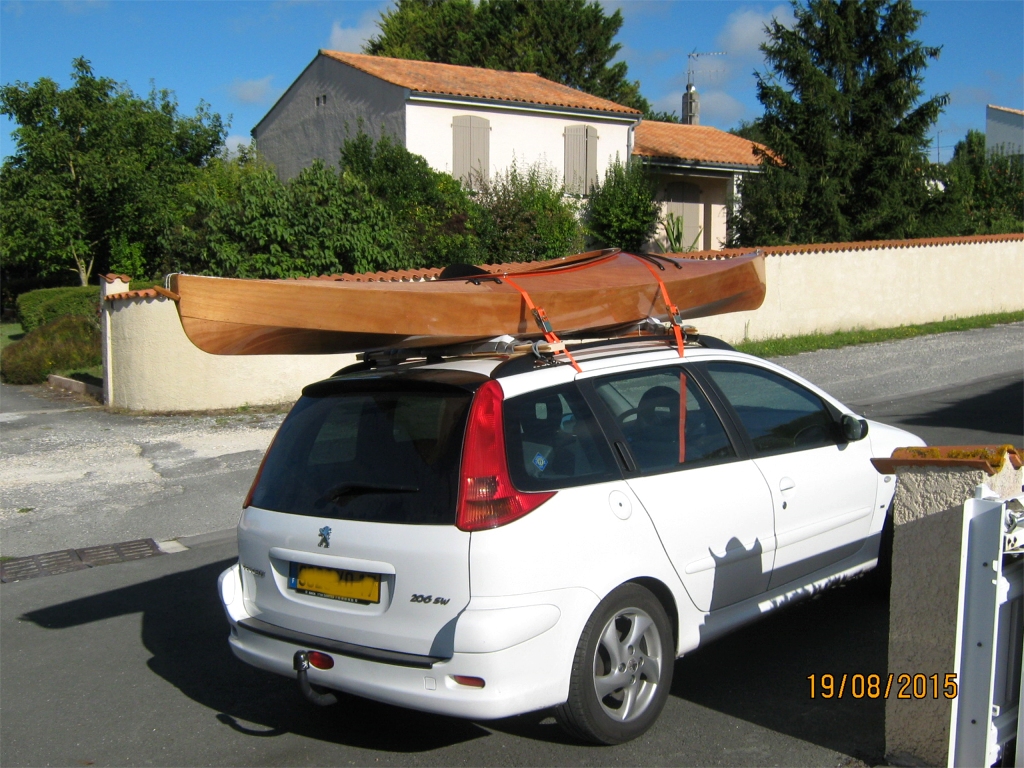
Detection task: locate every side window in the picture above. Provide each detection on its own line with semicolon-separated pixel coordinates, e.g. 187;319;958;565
453;115;489;186
564;124;598;194
704;362;836;456
503;384;618;491
594;367;735;474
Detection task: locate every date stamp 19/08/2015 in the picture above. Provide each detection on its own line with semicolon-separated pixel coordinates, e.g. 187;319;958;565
808;673;958;700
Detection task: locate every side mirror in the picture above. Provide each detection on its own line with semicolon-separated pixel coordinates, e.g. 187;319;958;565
840;413;869;442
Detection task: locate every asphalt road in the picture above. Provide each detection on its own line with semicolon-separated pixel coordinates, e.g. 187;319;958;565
1;532;886;768
1;324;1022;767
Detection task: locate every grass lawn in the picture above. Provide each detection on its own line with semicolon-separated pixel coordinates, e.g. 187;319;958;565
1;322;25;350
734;311;1024;358
1;320;103;387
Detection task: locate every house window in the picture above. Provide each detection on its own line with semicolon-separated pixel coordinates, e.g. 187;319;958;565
564;125;598;194
315;94;328;107
453;115;490;185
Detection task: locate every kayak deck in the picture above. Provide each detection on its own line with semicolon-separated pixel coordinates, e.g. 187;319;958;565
167;250;766;355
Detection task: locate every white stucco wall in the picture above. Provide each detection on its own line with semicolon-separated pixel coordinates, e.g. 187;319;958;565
106;297;356;411
689;238;1024;344
404;99;635;183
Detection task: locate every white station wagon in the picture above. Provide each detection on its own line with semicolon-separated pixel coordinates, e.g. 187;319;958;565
218;335;922;744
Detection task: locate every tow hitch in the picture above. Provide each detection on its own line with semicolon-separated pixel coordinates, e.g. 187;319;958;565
292;650;338;706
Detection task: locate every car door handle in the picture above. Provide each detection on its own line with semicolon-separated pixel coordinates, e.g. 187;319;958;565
779;477;796;492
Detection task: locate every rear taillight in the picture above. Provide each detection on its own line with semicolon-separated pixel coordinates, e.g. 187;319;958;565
456;380;554;531
242;427;280;509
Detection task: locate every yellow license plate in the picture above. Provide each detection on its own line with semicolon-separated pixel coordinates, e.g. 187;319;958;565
289;563;381;604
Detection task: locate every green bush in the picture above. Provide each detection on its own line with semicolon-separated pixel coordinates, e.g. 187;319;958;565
16;286;100;332
471;162;585;263
585;159;660;251
0;314;101;385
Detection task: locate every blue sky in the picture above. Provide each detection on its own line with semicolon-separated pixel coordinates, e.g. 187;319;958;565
2;0;1022;163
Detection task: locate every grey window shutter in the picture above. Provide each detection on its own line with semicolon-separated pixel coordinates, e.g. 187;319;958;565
564;125;586;194
453;116;489;186
453;116;473;183
470;116;489;182
665;182;703;249
585;125;599;194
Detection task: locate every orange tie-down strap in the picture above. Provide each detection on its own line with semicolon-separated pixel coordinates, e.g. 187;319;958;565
626;254;686;357
679;371;687;464
500;275;582;373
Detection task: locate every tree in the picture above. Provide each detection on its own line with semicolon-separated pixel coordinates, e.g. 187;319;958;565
922;130;1024;236
0;58;226;285
339;131;479;267
585;159;660;251
365;0;651;113
471;161;585;262
729;0;948;246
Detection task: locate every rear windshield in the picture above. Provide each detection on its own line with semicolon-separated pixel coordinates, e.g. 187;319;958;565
250;379;475;524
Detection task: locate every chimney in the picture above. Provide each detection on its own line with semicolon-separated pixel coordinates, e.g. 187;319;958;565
683;83;699;125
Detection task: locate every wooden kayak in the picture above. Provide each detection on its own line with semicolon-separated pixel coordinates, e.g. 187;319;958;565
167;249;766;355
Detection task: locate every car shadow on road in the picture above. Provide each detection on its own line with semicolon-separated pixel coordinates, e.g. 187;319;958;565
672;577;889;765
22;555;891;756
21;558;495;753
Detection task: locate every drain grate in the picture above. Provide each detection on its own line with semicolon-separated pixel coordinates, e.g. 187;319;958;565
1;539;163;583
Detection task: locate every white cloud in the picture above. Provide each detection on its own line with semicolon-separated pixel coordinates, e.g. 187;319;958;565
651;91;684;119
697;90;747;126
328;12;379;53
230;76;274;105
716;4;794;65
647;88;746;128
224;134;251;158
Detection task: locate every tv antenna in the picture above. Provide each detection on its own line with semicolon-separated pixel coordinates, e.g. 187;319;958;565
683;50;726;125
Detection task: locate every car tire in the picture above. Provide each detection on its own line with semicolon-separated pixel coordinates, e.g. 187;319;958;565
554;583;674;745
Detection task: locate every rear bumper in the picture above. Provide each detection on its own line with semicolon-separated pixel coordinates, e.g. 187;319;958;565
218;564;598;720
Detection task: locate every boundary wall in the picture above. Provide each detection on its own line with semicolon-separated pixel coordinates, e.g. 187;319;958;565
688;234;1023;343
102;234;1022;411
101;276;355;411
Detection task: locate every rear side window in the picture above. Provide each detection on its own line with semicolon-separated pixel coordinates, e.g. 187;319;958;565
504;384;618;492
250;387;472;524
704;362;836;456
593;366;736;474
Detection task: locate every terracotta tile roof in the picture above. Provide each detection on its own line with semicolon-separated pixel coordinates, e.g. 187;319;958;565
104;287;179;302
632;121;770;168
674;232;1024;260
319;50;641;115
988;104;1024;117
101;273;131;283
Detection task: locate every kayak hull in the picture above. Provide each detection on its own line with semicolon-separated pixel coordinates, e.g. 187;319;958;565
169;251;766;355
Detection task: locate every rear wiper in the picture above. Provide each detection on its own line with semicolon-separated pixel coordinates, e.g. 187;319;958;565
320;482;420;506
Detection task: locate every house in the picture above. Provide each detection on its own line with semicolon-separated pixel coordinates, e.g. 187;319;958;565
254;50;767;251
254;50;640;192
986;105;1024;157
632;121;768;251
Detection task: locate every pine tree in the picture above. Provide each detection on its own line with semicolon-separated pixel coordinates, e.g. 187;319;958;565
730;0;948;246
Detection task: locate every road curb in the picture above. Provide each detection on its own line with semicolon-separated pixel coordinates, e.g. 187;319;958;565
47;374;102;400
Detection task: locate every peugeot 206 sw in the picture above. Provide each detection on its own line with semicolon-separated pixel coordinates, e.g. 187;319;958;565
218;335;923;744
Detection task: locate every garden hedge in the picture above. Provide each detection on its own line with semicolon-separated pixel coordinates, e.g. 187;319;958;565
0;314;102;385
16;286;100;333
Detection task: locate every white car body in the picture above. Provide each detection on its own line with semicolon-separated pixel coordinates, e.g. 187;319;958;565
218;340;924;738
